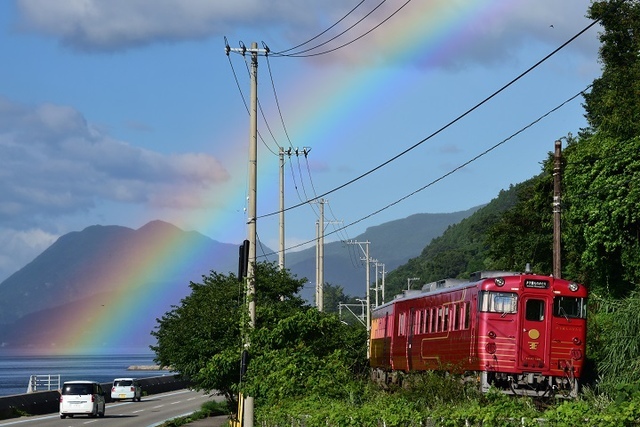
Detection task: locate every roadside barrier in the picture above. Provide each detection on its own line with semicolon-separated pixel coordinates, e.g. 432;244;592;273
0;374;191;419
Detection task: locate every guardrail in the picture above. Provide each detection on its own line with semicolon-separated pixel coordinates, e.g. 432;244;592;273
0;374;191;420
27;374;61;393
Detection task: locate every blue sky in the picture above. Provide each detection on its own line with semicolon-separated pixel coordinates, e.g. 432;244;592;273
0;0;600;282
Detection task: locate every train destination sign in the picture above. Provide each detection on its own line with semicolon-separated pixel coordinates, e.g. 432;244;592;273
524;279;549;289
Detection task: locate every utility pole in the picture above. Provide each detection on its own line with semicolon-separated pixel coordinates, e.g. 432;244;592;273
371;259;380;307
380;263;386;304
226;40;267;427
347;240;371;333
553;139;562;278
279;147;285;270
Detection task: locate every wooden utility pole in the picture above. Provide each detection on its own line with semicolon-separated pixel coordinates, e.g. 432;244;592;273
553;140;562;278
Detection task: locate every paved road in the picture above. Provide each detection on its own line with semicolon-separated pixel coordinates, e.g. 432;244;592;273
0;389;221;427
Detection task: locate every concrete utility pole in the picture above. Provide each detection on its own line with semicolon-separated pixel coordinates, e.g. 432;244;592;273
279;147;285;270
553;140;562;278
347;240;371;333
380;263;386;304
371;259;380;308
226;40;268;427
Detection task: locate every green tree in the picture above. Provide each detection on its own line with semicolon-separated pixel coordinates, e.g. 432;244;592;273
242;309;368;407
563;134;640;297
150;262;307;403
583;0;640;140
485;175;553;275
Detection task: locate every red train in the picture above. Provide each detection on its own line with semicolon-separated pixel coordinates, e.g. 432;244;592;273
369;270;587;397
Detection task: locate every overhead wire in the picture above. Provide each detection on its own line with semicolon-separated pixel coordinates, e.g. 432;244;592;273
274;0;368;55
272;0;399;57
257;85;591;259
256;16;602;221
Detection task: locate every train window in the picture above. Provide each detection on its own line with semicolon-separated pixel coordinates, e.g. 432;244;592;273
398;312;406;336
423;309;430;334
553;296;587;319
525;299;545;321
479;291;518;314
464;302;470;329
451;304;458;331
443;307;449;331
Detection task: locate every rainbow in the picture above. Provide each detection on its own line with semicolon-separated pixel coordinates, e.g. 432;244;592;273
22;1;517;355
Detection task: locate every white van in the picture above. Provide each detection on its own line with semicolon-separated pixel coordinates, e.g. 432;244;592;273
59;380;106;419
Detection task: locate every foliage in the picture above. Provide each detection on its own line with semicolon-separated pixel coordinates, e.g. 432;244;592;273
485;173;553;275
158;400;229;427
588;290;640;385
384;185;519;299
563;134;640;297
241;309;368;407
150;262;307;403
584;0;640;140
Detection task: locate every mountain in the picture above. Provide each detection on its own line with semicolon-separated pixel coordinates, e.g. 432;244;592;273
0;220;239;353
0;208;480;353
285;207;482;300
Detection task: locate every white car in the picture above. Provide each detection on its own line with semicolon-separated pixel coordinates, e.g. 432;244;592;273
59;380;106;419
111;378;142;401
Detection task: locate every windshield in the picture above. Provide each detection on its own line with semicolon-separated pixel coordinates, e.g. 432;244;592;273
479;291;518;314
553;296;587;319
62;384;93;395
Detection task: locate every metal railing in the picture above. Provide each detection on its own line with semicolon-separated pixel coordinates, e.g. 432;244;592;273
26;375;61;393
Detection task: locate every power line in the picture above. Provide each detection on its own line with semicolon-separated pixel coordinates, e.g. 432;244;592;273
257;16;601;221
273;0;368;55
272;0;404;58
258;85;590;259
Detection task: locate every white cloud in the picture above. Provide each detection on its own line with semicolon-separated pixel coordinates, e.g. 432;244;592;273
0;227;58;282
15;0;340;52
0;97;230;227
14;0;598;66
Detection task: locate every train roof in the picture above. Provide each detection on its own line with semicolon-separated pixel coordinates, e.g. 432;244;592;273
376;271;522;308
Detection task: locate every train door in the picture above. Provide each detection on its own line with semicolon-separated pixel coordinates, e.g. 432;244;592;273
406;308;415;371
470;294;478;360
518;296;549;370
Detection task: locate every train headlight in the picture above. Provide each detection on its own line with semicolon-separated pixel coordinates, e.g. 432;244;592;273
494;277;505;287
572;337;582;345
488;331;496;339
569;282;579;292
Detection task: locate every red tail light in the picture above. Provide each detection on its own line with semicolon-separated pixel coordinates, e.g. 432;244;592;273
130;387;135;392
59;396;63;403
91;395;95;402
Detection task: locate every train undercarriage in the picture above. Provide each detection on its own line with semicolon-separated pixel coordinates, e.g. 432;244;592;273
371;368;578;398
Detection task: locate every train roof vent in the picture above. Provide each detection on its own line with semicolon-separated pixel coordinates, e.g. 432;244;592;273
422;282;438;292
470;271;520;281
421;278;466;293
438;278;467;288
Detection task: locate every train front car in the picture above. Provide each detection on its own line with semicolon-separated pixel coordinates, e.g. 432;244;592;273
477;273;587;397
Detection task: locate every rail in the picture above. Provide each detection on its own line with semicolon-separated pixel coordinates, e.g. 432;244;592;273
26;375;61;393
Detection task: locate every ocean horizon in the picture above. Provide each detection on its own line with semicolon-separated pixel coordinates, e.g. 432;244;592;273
0;351;172;397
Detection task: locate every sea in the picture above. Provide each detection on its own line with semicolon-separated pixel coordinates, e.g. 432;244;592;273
0;352;173;397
